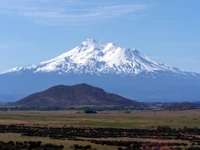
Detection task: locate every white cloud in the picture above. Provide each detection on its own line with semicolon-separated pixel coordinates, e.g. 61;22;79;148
0;0;146;25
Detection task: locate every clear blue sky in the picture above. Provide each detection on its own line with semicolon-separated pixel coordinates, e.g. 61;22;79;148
0;0;200;73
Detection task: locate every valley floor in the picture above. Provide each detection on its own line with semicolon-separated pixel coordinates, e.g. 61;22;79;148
0;109;200;150
0;109;200;128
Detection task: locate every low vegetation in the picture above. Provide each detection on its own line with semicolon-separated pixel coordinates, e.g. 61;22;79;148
0;141;64;150
0;109;200;149
0;124;200;149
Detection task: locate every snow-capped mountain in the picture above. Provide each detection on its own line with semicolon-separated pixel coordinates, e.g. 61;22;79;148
0;39;185;75
0;39;200;102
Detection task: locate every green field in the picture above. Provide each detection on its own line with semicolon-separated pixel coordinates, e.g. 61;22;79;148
0;109;200;128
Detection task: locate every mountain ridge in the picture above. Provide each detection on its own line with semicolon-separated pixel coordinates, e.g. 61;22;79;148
0;39;200;102
0;38;191;76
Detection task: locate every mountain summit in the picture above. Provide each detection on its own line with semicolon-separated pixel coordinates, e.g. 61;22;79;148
1;39;184;75
0;39;200;102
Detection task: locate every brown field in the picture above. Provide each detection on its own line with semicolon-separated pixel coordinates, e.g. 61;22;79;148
0;109;200;150
0;133;119;150
0;109;200;128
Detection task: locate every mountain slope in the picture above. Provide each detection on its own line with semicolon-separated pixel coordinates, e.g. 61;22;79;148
0;39;200;102
14;83;139;107
0;39;189;75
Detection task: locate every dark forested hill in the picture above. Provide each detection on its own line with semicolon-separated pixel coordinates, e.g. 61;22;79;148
13;83;139;107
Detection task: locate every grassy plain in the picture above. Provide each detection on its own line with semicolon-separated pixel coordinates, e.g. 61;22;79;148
0;110;200;150
0;109;200;129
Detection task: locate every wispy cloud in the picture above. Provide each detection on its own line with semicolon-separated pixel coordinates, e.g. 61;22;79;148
0;43;24;50
0;0;146;25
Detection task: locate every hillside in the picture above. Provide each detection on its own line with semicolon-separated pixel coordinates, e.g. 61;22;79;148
13;83;139;107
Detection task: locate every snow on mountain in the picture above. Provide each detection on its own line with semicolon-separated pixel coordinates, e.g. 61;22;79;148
1;39;200;102
0;39;188;75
